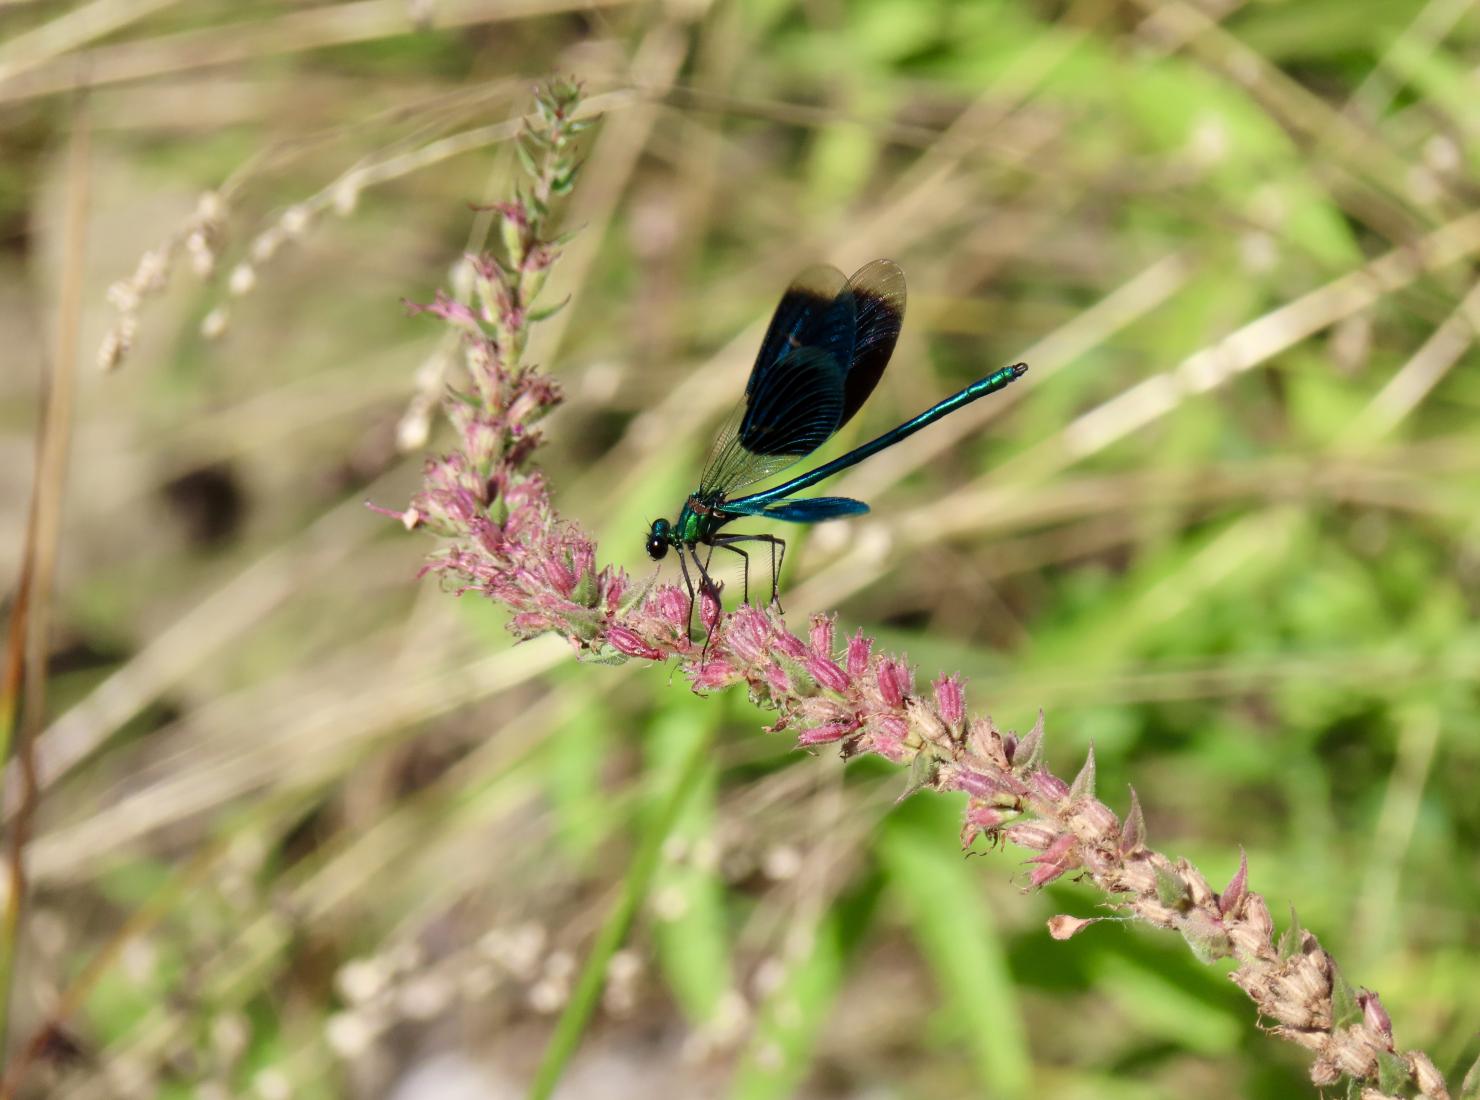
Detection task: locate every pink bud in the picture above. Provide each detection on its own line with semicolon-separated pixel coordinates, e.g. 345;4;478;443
876;658;911;709
805;655;850;693
601;569;628;611
809;615;835;658
946;768;995;799
541;557;576;596
1003;821;1059;851
699;586;722;631
763;662;792;695
570;541;595;581
771;629;808;661
1028;833;1080;887
932;674;966;728
692;660;739;691
404;290;480;328
1047;914;1100;940
1358;990;1393;1045
607;626;662;660
875;714;908;742
470;517;505;556
1030;770;1070;803
510;612;548;635
654;586;690;628
1029;858;1072;888
966;805;1008;830
796;720;859;746
846;630;872;677
864;715;909;761
726;605;768;662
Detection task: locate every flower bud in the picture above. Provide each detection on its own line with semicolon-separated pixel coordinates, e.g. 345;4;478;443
1003;821;1058;851
770;629;807;662
699;587;722;631
809;615;835;658
1047;914;1099;940
876;658;911;709
931;674;965;729
725;606;768;662
1030;770;1070;804
796;721;858;746
905;697;952;748
805;655;850;693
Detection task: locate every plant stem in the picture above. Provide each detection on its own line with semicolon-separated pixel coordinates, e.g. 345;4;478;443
0;96;89;1060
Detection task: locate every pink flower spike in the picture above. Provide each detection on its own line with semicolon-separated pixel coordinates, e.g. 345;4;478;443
932;674;966;728
607;626;662;661
805;655;850;694
846;630;872;678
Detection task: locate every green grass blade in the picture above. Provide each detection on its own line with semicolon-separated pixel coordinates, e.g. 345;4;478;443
649;698;734;1023
526;716;713;1100
880;804;1032;1095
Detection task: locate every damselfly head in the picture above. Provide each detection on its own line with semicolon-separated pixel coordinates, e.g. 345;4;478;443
645;518;671;560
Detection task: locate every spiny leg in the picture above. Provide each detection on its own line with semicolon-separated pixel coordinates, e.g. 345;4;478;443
675;544;698;637
710;534;787;611
712;540;751;604
766;535;786;609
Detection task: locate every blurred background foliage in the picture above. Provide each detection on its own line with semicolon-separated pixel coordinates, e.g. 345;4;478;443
1;0;1478;1097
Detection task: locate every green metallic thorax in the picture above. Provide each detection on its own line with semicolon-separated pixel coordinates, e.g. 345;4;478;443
674;494;729;545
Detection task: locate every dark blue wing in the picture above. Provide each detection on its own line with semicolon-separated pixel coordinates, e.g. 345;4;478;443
695;266;862;497
739;345;846;456
748;265;854;406
722;496;870;523
838;259;906;428
697;347;847;496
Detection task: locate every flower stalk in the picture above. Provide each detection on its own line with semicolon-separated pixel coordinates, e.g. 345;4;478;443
400;80;1463;1099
